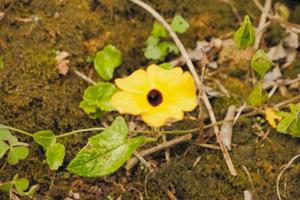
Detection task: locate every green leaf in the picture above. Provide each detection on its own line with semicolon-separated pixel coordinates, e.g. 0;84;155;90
277;115;295;133
276;103;300;136
158;62;173;69
33;130;56;151
158;42;179;55
7;146;29;165
144;45;164;60
15;178;29;194
287;120;300;136
0;182;12;193
151;22;168;38
0;140;9;159
247;82;268;107
80;101;103;119
0;57;3;70
94;45;122;80
67;117;153;177
82;82;117;113
0;129;11;139
46;143;65;170
171;15;190;34
0;177;30;195
251;49;273;77
146;36;160;46
0;174;18;193
234;15;255;50
0;129;18;146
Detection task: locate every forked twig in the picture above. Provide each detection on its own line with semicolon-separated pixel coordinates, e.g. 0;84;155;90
125;134;192;171
254;0;272;50
129;0;237;176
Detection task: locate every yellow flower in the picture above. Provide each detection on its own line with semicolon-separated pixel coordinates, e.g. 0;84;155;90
265;107;282;128
111;64;197;127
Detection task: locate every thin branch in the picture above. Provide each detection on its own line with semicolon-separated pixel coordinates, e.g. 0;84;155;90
125;134;192;171
254;0;272;50
129;0;237;176
74;69;97;85
202;92;237;175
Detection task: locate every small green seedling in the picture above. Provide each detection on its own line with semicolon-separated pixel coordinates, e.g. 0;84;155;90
94;45;122;81
247;49;273;107
234;16;273;107
144;15;189;61
80;82;117;119
0;174;38;198
171;15;190;34
0;129;29;165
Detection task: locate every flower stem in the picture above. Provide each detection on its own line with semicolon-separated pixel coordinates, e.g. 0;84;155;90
55;127;106;138
0;124;33;137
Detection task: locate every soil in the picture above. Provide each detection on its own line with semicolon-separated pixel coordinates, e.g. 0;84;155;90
0;0;300;199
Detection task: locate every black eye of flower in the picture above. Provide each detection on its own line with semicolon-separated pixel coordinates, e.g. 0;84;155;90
147;89;163;107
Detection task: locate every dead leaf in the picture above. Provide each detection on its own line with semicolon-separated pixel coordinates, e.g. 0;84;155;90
56;51;70;75
283;30;299;49
265;107;282;128
267;42;286;61
263;66;282;88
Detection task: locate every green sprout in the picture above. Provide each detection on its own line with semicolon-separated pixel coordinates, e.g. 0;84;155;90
144;15;189;62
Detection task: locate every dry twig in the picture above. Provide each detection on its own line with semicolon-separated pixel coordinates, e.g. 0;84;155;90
254;0;272;50
220;105;236;151
125;134;192;171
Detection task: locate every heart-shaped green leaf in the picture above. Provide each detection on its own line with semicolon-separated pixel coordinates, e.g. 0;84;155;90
251;49;273;77
94;45;122;80
0;129;18;146
151;22;168;38
247;82;268;107
7;146;29;165
80;82;117;118
33;130;56;151
67;117;153;177
171;15;190;34
46;143;65;170
234;15;255;50
15;178;29;194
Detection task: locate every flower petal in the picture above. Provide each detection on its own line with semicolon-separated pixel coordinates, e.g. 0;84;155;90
111;91;150;115
115;69;150;94
147;64;184;89
141;105;183;127
169;72;197;111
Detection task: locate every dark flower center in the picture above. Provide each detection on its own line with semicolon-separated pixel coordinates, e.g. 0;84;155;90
147;89;163;107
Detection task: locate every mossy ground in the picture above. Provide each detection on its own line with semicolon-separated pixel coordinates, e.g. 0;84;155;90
0;0;300;199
